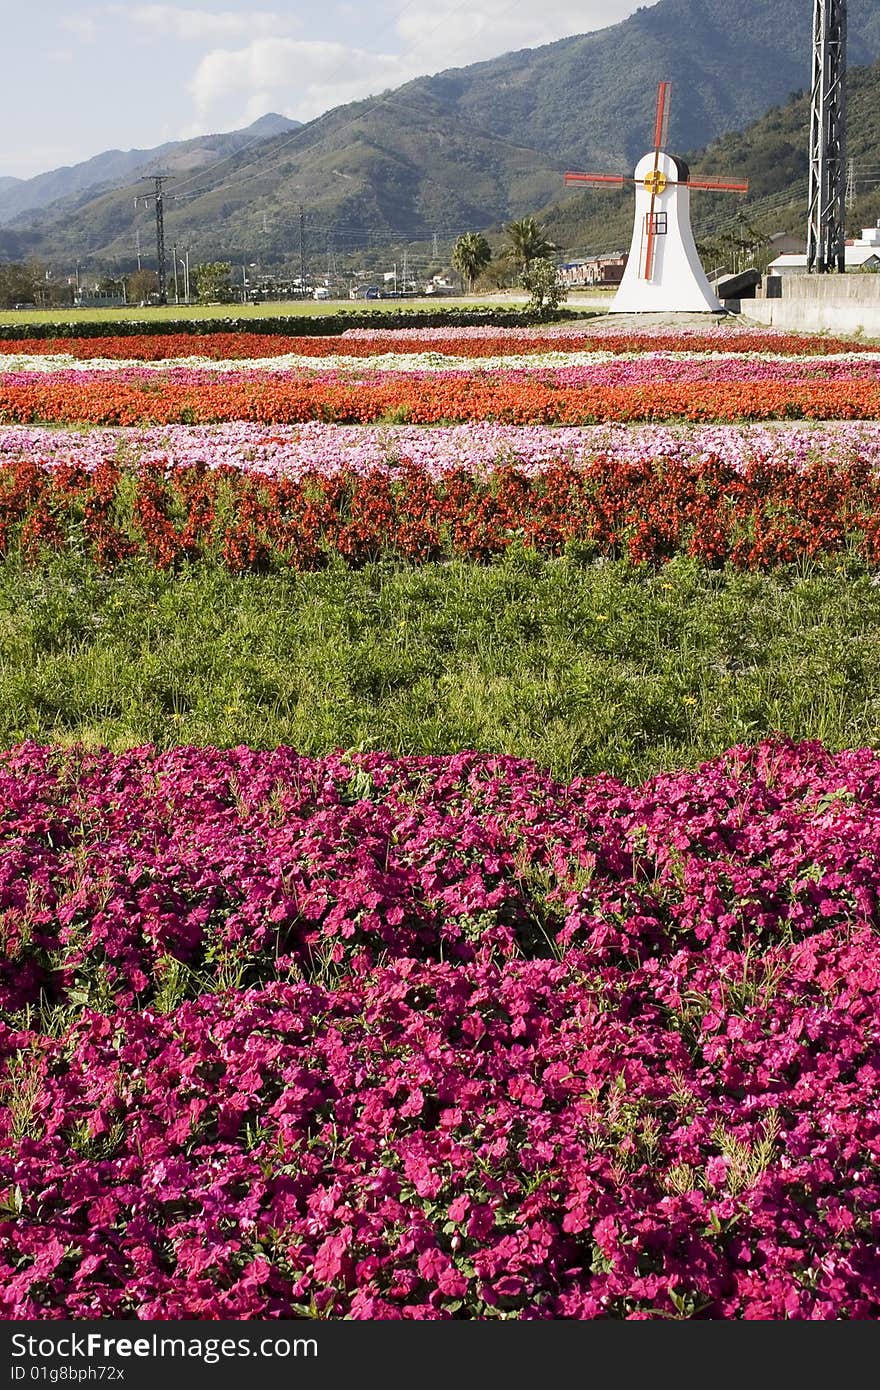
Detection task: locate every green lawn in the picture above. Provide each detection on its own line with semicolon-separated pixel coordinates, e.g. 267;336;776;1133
0;293;605;328
1;550;876;783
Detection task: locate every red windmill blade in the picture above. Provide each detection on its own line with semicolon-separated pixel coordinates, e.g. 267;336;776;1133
686;177;750;192
563;80;749;283
643;82;672;279
562;171;748;192
653;80;672;153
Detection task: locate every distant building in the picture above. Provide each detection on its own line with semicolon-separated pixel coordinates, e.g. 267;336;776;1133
74;290;126;308
768;223;880;275
767;230;806;257
558;254;627;287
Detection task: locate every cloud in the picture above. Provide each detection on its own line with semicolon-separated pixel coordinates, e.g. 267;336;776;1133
183;3;641;132
60;14;99;42
115;5;301;43
395;0;639;69
186;37;407;129
182;2;642;134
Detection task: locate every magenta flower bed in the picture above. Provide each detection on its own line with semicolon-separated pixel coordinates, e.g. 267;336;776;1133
4;354;880;391
1;737;880;1319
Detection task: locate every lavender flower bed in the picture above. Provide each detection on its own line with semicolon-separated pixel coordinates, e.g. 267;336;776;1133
5;419;880;482
1;738;879;1318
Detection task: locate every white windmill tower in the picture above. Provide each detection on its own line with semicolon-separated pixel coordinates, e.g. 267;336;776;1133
564;82;749;313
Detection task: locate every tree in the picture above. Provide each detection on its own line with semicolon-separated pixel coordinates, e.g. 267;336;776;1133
0;263;40;309
520;256;567;314
451;232;492;292
480;252;517;290
0;260;57;309
504;217;556;273
126;269;159;306
194;261;234;304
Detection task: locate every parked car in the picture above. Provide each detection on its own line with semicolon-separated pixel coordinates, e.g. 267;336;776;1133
364;286;380;299
313;286;330;300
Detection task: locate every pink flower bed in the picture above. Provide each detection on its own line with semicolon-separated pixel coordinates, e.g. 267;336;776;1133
5;419;880;482
2;738;880;1318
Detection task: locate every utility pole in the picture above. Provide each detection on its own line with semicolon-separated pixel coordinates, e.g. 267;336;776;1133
846;156;855;208
172;243;179;304
432;231;439;259
136;174;173;303
135;228;141;270
807;0;847;273
154;175;170;304
299;204;307;298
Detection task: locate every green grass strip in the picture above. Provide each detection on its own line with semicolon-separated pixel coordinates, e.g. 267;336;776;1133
0;550;877;784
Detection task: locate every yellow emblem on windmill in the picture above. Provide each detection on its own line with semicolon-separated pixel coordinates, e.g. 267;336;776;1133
643;168;668;195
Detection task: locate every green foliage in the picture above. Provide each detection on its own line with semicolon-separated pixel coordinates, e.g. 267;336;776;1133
125;269;158;306
0;305;586;340
194;261;234;304
504;218;556;271
0;260;70;311
0;552;878;785
451;233;492;291
520;256;567;312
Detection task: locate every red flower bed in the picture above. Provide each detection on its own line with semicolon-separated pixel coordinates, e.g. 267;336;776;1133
3;374;880;426
1;453;880;571
0;330;865;360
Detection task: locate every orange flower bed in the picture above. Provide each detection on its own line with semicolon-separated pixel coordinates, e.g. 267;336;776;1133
2;375;880;426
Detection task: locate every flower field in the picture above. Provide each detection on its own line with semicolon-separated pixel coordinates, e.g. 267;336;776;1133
5;443;880;571
2;315;880;1321
2;737;880;1319
3;325;880;425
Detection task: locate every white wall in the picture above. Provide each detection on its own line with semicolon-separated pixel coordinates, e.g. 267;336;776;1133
735;275;880;337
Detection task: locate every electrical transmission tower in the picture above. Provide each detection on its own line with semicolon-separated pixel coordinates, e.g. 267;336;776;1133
299;204;307;298
135;174;174;304
807;0;847;273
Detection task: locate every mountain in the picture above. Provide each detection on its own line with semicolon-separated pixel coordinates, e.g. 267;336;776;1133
6;99;568;270
399;0;880;172
7;0;880;271
0;114;300;225
540;56;880;263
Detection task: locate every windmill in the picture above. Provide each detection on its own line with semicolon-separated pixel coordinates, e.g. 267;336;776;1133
564;82;749;312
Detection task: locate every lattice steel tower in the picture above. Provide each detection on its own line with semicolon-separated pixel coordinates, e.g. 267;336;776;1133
807;0;847;273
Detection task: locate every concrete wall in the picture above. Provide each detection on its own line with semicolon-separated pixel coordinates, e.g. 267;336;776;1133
732;274;880;337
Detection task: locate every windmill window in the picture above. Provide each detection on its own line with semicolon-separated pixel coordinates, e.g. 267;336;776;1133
645;212;667;234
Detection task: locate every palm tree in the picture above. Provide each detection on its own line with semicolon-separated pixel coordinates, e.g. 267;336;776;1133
504;217;557;273
452;232;492;292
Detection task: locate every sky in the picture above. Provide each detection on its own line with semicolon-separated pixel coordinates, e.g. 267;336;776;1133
2;0;646;179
